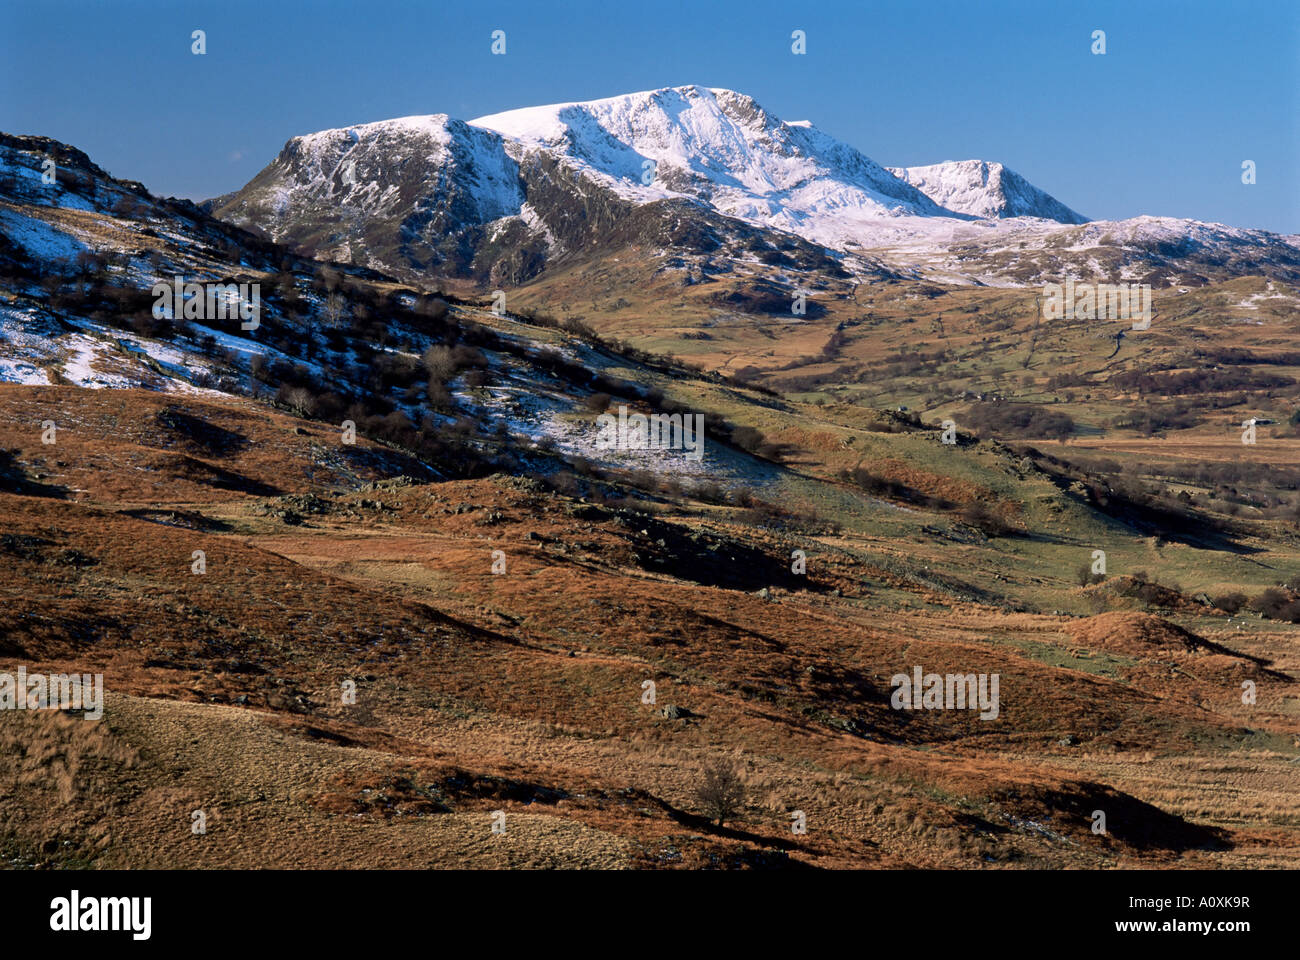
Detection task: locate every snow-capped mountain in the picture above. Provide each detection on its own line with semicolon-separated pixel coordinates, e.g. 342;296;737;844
886;160;1087;224
209;85;1300;289
212;85;894;285
206;114;524;274
207;85;979;281
469;86;949;226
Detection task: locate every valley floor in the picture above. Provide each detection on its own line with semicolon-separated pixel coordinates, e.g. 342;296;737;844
2;386;1296;869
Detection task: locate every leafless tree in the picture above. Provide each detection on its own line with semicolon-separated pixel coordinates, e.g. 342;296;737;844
322;293;350;330
422;345;456;383
695;760;746;828
280;386;317;418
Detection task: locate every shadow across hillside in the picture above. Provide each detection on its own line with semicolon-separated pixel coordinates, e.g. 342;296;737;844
0;449;69;498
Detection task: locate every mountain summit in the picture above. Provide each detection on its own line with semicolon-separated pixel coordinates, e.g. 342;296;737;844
469;85;948;224
886;159;1087;223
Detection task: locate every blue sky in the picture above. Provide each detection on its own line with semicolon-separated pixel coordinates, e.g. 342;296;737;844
2;0;1296;232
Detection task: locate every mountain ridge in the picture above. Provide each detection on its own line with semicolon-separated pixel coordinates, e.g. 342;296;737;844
204;85;1300;289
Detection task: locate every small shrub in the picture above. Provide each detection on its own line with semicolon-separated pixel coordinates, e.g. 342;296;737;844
580;392;612;415
1212;593;1247;614
1076;565;1106;587
960;501;1015;537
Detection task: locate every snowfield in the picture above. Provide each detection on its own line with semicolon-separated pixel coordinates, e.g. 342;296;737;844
0;357;50;385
